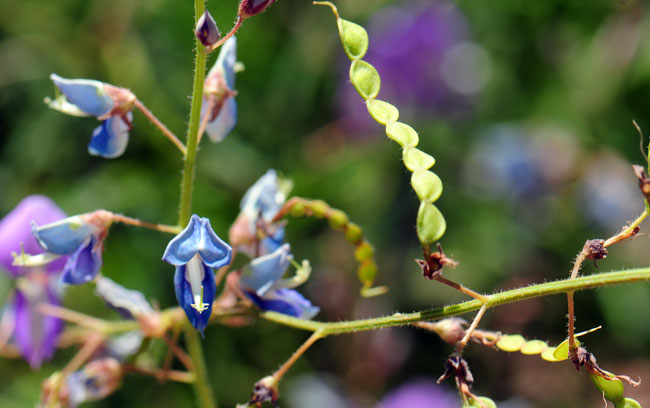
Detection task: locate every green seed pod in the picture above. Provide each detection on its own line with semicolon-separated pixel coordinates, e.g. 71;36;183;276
385;122;419;147
338;19;368;60
344;223;363;244
411;170;443;202
590;371;624;404
467;397;497;408
496;334;526;352
403;147;435;172
416;201;446;245
349;60;380;100
366;99;398;125
520;339;548;355
327;209;349;229
310;200;329;218
354;241;374;262
357;260;377;284
289;202;306;218
623;398;642;408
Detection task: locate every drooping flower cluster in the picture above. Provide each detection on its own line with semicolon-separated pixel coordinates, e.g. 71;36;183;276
47;74;136;158
163;215;232;334
0;196;66;367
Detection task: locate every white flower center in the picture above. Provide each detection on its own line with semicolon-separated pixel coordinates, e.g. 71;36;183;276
186;254;209;313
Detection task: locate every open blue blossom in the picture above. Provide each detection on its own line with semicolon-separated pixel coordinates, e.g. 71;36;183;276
32;210;113;285
47;74;136;158
240;244;319;319
229;169;290;257
162;215;232;334
0;195;67;368
201;36;237;142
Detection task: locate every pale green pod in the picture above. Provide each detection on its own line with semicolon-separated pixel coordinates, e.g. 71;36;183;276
520;339;548;355
386;122;419;147
349;60;381;100
411;170;443;202
366;99;399;124
403;147;435;172
551;338;580;361
590;372;624;405
338;19;369;60
416;201;446;244
467;396;497;408
496;334;525;352
622;398;642;408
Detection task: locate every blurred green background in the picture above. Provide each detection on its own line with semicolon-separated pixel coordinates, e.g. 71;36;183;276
2;0;650;406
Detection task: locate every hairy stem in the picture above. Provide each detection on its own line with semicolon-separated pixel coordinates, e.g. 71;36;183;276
261;267;650;335
111;213;181;234
273;331;323;382
179;1;216;407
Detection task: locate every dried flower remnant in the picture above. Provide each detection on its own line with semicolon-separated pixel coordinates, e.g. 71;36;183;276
238;0;276;19
201;36;238;143
0;196;67;368
163;215;232;334
47;75;136;158
230;169;291;257
195;10;220;47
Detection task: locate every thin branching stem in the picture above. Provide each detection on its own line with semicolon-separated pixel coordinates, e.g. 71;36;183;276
111;213;181;234
272;331;323;382
134;99;187;155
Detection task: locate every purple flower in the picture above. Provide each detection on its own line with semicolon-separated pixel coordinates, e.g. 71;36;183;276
47;74;136;158
0;195;67;368
239;244;319;319
162;215;232;334
377;379;457;408
32;210;113;285
229;169;289;257
337;1;477;133
201;36;237;143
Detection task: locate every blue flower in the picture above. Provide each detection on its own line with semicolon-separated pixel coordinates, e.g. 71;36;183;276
239;244;319;319
229;169;290;257
32;210;113;285
162;215;232;334
48;74;136;158
201;36;237;142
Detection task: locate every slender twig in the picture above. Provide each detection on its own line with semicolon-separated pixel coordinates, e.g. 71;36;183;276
162;333;195;372
134;99;187;155
208;17;243;52
455;303;488;353
272;331;323;382
111;213;181;234
184;323;216;408
39;304;111;332
433;275;487;302
123;364;196;384
61;333;105;376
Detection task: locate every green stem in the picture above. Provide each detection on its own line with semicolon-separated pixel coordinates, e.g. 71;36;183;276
178;0;208;227
179;1;215;407
184;324;216;408
261;267;650;335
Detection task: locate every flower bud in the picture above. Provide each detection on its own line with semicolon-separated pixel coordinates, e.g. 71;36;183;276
195;10;220;47
238;0;276;19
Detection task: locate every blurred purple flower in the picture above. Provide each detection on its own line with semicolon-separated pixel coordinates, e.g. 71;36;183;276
0;195;67;368
377;379;457;408
338;1;483;133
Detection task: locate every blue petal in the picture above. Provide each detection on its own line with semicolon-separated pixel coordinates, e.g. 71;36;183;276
174;263;215;335
163;215;232;269
212;36;237;90
50;74;114;117
205;97;237;143
240;169;284;223
260;226;285;255
239;243;291;295
88;113;131;158
32;216;94;255
245;288;319;319
95;277;153;318
61;238;102;285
